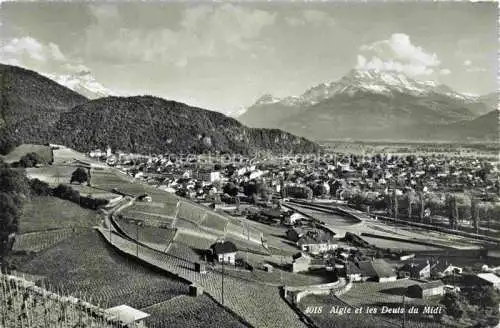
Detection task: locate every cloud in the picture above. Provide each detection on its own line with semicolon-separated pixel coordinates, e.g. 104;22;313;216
84;4;276;66
466;66;487;73
356;33;441;77
0;36;97;78
285;9;335;27
439;68;451;75
462;60;486;73
1;37;66;64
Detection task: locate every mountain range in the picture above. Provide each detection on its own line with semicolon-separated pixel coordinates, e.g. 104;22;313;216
0;63;319;155
239;69;498;142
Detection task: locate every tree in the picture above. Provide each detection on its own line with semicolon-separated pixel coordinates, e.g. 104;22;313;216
223;182;239;197
471;197;480;234
393;189;399;219
441;292;466;319
0;130;18;156
406;190;416;221
0;166;30;196
29;179;52;196
419;192;425;222
19;152;42;168
70;167;89;185
466;286;500;308
446;194;459;230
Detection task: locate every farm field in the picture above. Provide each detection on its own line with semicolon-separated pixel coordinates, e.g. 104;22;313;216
12;228;86;253
0;274;118;328
1;144;53;164
361;236;443;251
116;218;177;246
51;146;107;167
173;231;215;251
142;295;250;328
118;208;175;227
17;230;190;310
19;196;101;233
25;166;76;186
201;212;228;232
167;241;203;262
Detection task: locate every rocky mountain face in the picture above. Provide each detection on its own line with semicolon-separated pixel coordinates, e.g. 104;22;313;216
239;69;497;142
0;63;320;155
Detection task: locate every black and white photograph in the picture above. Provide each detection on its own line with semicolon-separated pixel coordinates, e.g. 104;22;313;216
0;1;499;328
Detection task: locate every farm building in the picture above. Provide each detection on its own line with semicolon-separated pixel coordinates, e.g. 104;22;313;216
407;281;445;299
106;304;150;327
292;252;312;273
398;260;431;280
431;261;462;278
137;193;152;202
344;259;396;282
210;240;238;265
476;273;500;290
283;212;306;226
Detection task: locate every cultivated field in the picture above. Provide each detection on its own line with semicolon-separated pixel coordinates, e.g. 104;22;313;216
12;228;86;253
24;166;76;186
0;144;53;164
19;196;101;233
142;295;250;328
0;274;119;328
17;230;190;310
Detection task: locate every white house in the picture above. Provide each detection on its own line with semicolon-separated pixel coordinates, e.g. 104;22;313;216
476;273;500;290
106;305;150;327
210;240;238;265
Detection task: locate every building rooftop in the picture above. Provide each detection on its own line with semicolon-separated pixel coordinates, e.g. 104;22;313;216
415;280;445;290
106;304;150;324
210;240;238;255
477;273;500;284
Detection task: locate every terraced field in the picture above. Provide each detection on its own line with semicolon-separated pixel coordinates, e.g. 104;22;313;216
200;212;228;232
12;228;86;253
98;227;309;328
118;208;175;227
19;196;101;233
0;274;118;328
174;231;215;251
142;295;250;328
18;230;190;309
116;218;177;247
177;202;207;224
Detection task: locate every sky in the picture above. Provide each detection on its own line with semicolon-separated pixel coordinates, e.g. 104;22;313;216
0;1;497;114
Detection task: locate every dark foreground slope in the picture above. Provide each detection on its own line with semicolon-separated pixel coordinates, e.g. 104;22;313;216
52;95;319;154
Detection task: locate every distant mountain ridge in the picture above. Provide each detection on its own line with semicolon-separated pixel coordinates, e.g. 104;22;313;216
0;63;88;149
239;68;497;142
0;63;319;155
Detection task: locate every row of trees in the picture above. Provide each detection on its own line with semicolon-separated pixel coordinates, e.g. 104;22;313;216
347;187;498;232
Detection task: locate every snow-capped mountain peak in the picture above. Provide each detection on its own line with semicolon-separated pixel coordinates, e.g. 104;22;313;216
254;93;282;106
43;70;113;99
251;68;477;108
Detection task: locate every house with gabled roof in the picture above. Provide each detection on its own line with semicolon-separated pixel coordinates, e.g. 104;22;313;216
398;260;431;280
210;240;238;265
